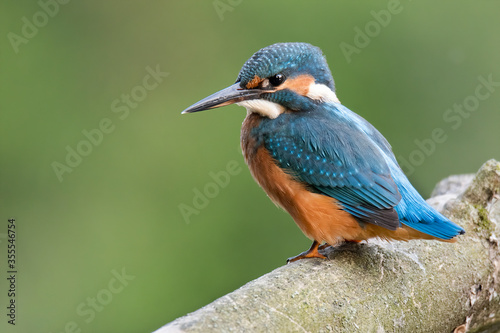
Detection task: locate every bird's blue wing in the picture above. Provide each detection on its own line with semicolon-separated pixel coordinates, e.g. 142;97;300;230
256;105;402;230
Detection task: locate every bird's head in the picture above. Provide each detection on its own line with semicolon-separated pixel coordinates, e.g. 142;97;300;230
182;42;339;119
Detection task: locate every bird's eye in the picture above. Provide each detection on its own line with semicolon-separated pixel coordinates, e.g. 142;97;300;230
268;74;285;87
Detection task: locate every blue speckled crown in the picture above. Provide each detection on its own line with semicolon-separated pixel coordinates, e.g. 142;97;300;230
236;43;335;91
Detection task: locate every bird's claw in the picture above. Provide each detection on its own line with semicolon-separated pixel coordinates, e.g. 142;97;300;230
286;251;327;264
286;240;328;264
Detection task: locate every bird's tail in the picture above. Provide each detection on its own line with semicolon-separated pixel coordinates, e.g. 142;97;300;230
395;185;465;240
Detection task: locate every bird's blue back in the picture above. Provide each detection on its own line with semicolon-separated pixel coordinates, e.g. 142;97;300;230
250;102;465;239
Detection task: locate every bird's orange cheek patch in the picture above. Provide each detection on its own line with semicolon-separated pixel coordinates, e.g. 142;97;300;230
277;74;315;96
246;75;264;89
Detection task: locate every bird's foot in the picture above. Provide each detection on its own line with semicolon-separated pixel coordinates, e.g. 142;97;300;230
287;240;327;264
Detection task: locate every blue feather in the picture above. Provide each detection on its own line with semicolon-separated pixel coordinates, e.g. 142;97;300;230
251;102;465;239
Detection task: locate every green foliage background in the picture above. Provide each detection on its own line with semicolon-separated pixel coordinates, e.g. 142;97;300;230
1;1;499;332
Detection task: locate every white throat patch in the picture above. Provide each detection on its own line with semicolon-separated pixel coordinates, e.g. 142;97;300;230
236;99;285;119
306;83;340;103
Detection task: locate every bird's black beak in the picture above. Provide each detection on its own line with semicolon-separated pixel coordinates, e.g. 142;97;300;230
181;83;261;114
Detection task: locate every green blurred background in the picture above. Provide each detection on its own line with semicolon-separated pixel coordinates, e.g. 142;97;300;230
1;1;499;332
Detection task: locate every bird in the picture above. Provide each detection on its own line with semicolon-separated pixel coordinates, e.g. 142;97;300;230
181;42;465;263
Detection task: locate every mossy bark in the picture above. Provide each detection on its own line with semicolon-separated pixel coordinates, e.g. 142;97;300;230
156;160;500;333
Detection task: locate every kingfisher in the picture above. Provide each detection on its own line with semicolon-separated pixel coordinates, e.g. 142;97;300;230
182;42;465;263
